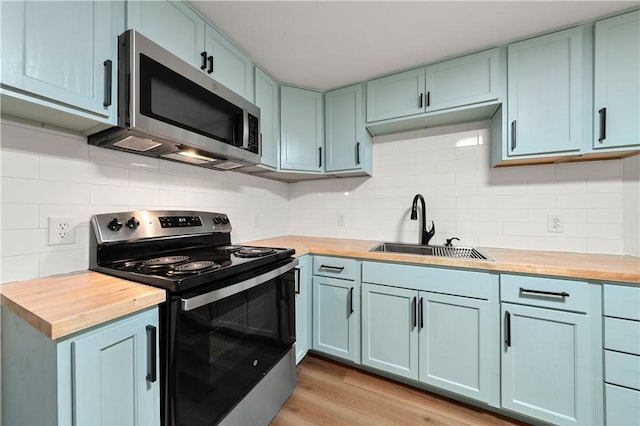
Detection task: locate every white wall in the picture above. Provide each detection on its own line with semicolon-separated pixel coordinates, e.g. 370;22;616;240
289;122;639;256
0;120;289;284
1;119;639;284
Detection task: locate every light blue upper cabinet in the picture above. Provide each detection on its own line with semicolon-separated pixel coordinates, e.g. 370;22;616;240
507;27;584;156
367;68;425;122
593;10;640;150
366;48;501;124
1;0;121;128
204;24;254;102
127;1;253;101
425;48;500;113
325;83;372;174
254;67;280;169
126;0;205;67
280;86;324;173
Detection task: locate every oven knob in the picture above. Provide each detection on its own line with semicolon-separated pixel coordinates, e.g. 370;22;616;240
221;216;229;224
126;217;140;230
213;215;222;224
107;218;123;231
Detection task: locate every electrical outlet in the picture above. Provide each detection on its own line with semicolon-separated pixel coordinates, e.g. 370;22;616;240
337;213;346;227
547;215;563;233
253;214;260;228
48;216;76;245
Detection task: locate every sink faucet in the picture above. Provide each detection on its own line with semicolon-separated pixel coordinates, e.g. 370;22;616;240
410;194;435;245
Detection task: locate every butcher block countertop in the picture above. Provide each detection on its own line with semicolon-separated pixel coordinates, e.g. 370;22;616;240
0;271;166;340
246;236;640;285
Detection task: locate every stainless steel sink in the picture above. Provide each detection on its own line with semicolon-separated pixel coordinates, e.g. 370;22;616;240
370;242;491;260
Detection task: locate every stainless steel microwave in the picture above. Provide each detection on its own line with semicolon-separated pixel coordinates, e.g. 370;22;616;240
89;30;260;170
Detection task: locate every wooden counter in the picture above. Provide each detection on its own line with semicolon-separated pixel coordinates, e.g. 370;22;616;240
246;236;640;285
0;271;166;340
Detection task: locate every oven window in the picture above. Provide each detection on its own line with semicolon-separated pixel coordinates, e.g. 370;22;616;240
139;54;243;146
175;272;295;425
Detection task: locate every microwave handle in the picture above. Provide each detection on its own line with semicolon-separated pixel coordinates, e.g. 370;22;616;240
180;259;299;311
241;109;249;149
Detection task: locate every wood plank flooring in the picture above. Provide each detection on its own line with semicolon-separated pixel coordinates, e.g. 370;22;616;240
271;354;529;426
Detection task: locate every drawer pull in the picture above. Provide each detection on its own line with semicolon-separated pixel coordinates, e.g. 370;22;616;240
520;288;570;298
505;311;511;347
294;267;301;294
320;264;345;272
412;297;417;329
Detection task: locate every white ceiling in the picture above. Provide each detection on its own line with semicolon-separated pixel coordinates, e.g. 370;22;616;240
188;1;638;92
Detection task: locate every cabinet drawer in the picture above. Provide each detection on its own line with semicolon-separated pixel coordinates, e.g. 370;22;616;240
604;284;640;320
605;384;640;426
500;274;589;312
604;317;640;355
605;350;640;390
362;261;496;300
313;256;356;280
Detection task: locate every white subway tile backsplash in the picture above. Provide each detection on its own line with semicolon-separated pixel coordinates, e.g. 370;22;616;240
1;150;39;178
556;161;621;180
587;209;623;224
39;249;89;277
0;254;40;283
1;229;48;257
1;204;39;230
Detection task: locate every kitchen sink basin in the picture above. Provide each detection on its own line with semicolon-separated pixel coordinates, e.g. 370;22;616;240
370;242;491;260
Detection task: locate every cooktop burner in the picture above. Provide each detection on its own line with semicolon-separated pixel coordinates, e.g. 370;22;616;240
143;256;190;267
216;245;244;253
235;247;277;258
167;260;220;275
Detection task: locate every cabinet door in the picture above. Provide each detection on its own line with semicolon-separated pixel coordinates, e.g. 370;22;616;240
73;309;160;426
501;304;592;425
1;0;118;121
425;48;500;112
366;68;425;122
254;67;280;169
204;24;254;101
418;292;494;403
280;86;324;172
295;256;312;364
312;275;359;362
594;11;640;150
362;283;419;379
126;0;205;68
325;83;369;173
507;27;583;156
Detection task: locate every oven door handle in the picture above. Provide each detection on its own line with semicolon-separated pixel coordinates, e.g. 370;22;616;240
180;258;299;311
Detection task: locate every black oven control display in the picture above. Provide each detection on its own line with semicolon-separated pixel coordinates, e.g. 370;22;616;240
159;216;203;228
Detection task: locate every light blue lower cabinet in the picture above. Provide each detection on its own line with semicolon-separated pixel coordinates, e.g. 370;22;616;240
312;274;360;363
361;283;418;379
501;303;594;425
2;307;160;425
360;261;500;407
294;255;312;364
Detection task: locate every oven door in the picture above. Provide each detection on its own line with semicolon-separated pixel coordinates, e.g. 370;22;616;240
166;258;297;426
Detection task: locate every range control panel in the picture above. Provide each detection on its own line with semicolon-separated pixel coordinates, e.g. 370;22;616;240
92;210;232;244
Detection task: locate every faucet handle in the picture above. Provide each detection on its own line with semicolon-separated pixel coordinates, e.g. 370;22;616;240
445;237;460;247
424;221;436;245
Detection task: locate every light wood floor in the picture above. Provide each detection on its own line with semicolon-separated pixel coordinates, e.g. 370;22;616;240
271;354;529;426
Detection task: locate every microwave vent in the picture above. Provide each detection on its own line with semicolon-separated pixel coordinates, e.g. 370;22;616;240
162;153;211;165
212;161;244;170
114;136;162;152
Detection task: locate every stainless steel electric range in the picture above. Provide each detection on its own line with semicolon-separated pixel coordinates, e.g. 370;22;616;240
90;210;298;426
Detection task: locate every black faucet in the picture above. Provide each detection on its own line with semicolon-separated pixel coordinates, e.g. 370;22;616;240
410;194;435;245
